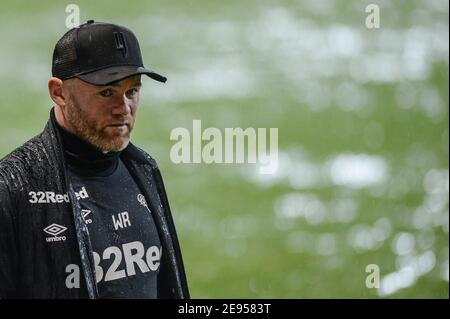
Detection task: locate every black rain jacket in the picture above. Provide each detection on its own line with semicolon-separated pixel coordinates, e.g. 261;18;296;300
0;109;189;299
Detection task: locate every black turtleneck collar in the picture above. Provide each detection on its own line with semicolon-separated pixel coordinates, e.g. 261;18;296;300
51;109;121;177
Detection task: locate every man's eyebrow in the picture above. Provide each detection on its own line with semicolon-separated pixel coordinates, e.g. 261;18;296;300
100;81;142;88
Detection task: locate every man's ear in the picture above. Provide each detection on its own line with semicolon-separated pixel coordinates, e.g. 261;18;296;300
48;77;67;108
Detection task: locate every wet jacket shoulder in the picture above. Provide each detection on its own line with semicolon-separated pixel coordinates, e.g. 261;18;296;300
0;113;189;299
0;128;64;298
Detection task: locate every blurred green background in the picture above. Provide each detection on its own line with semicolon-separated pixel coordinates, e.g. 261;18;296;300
0;0;448;298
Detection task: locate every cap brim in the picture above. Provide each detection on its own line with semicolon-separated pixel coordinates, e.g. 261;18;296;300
76;65;167;85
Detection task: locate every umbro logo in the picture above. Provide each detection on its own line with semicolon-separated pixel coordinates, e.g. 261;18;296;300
44;223;67;236
44;223;67;242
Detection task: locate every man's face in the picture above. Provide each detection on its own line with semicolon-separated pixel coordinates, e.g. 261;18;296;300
63;75;142;153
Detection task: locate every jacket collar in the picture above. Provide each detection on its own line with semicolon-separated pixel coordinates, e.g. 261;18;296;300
46;107;151;167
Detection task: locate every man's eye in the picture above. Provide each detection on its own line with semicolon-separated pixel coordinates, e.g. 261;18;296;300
125;88;139;99
98;89;113;97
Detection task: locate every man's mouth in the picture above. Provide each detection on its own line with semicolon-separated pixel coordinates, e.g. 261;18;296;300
106;123;130;134
108;123;129;128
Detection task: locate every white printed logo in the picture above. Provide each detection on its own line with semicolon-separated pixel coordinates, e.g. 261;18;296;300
137;194;152;215
65;242;162;288
82;209;92;224
44;223;67;242
137;194;147;207
29;186;89;204
112;212;131;230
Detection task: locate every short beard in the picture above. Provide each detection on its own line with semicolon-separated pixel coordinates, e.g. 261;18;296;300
65;94;131;153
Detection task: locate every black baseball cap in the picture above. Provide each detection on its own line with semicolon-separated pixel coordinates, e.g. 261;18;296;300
52;20;167;85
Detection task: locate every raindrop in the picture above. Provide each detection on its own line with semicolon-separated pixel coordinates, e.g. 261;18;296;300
316;233;337;256
392;232;416;256
417;251;436;275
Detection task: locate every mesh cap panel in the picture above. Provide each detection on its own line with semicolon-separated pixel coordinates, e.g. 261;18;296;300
52;28;80;79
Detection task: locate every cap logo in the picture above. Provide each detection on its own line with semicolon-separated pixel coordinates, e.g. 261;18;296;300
113;32;127;57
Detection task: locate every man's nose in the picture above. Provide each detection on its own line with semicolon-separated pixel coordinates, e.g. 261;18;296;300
112;94;131;115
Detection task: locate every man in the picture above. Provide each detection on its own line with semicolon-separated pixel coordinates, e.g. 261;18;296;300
0;20;189;299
